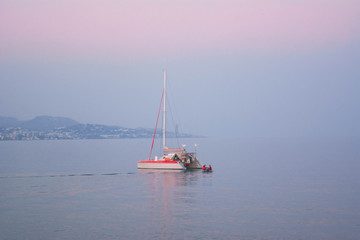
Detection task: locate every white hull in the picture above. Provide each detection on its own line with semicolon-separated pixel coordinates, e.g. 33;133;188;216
137;161;186;170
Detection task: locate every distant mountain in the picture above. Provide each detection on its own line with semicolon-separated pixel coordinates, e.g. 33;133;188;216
0;115;198;141
21;116;79;131
0;116;79;131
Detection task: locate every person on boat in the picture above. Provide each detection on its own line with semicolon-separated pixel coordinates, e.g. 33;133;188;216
202;165;206;171
208;165;212;171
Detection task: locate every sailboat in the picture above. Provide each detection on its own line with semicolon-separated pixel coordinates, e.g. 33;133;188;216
137;70;203;170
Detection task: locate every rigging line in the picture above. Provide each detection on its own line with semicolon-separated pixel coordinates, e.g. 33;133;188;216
166;93;181;148
148;88;164;160
166;81;182;148
167;80;187;145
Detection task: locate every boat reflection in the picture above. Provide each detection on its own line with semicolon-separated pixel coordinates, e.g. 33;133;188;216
138;169;203;189
137;169;186;173
138;169;207;238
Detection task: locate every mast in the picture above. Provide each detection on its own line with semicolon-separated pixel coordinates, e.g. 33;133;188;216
163;69;166;153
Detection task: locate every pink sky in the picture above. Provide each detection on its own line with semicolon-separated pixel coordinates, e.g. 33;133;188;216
1;0;359;59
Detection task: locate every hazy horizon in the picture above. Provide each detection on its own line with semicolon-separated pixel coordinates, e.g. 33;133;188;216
1;0;359;138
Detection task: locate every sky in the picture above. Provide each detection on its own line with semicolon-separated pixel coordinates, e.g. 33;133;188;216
1;0;359;137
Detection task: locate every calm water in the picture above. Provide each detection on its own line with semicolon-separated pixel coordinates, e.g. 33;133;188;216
0;137;359;240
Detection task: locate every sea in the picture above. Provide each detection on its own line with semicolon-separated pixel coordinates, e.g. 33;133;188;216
0;137;359;240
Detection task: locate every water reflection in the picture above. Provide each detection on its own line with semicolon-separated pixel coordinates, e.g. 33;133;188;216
137;170;212;239
138;169;208;187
